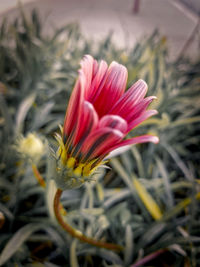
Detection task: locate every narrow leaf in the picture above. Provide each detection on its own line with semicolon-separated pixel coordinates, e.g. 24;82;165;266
0;223;43;266
15;93;36;134
133;177;162;220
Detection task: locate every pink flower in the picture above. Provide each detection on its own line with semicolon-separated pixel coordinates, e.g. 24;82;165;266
56;55;158;184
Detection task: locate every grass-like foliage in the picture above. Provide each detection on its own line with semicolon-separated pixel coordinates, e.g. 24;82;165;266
0;9;200;267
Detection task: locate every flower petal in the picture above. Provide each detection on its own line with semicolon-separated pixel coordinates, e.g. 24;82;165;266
72;101;98;150
127;109;158;132
80;127;124;162
98;115;128;133
124;96;156;124
110;79;148;115
80;55;97;99
87;60;108;101
63;56;98;142
63;77;84;141
105;134;159;157
92;61;128;117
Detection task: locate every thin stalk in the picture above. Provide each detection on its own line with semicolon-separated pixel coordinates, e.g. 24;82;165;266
32;163;46;188
53;188;123;251
31;164;66;215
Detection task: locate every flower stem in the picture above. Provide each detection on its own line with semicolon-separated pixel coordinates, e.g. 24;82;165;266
31;164;66;215
32;163;46;188
53;188;123;251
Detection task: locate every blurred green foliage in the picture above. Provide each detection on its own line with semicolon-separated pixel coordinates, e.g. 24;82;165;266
0;9;200;267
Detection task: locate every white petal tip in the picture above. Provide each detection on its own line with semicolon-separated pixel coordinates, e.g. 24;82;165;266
151;136;159;144
138;79;147;85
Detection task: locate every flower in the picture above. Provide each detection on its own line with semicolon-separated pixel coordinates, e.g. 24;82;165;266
55;55;159;189
16;133;45;163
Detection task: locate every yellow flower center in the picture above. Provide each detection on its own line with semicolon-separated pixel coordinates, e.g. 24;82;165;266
55;131;104;179
65;157;100;177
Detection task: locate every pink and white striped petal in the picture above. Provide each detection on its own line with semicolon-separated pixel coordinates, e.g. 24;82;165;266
92;62;128;117
127;109;158;132
73;101;99;146
87;60;108;102
79;55;95;97
110;79;148;115
80;127;124;162
98;115;128;133
124;96;157;124
105;135;159;158
63;77;84;140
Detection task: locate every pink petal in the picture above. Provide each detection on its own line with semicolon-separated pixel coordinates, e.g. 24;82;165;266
63;76;84;140
105;134;159;156
105;145;133;159
92;61;128;117
127;109;158;132
72;101;98;146
98;115;128;133
80;127;124;162
80;55;95;96
63;56;98;141
87;60;108;102
124;96;156;123
110;79;148;115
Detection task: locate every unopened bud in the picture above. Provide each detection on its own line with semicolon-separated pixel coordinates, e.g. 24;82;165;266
16;133;45;163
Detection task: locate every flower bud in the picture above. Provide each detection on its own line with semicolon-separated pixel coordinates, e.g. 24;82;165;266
16;133;45;163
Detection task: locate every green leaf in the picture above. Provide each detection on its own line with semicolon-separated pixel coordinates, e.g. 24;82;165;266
0;223;43;266
133;177;163;220
15;93;36;134
70;240;79;267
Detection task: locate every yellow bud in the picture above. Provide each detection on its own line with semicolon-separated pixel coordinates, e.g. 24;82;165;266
17;133;45;162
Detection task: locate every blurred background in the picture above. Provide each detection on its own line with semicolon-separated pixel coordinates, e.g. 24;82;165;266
0;0;199;60
0;1;200;267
